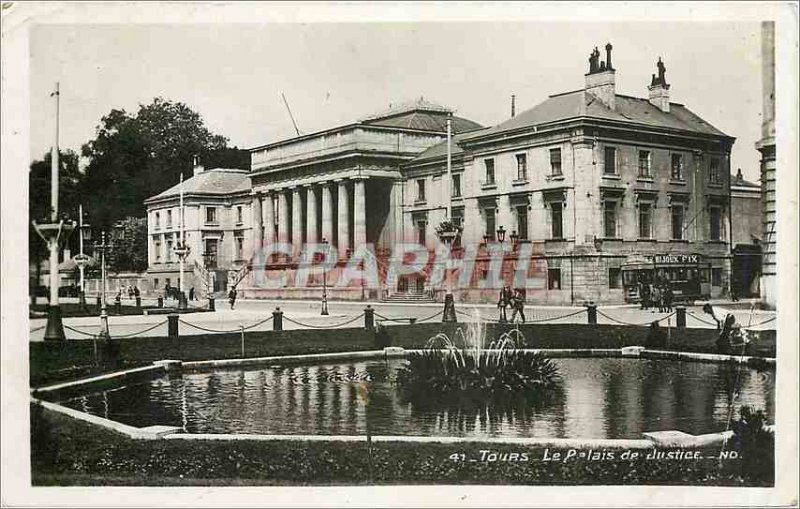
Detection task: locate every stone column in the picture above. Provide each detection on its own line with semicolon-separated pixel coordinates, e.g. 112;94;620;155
321;183;333;243
264;192;275;245
353;177;367;248
306;185;318;244
337;180;350;257
292;187;303;247
252;192;263;252
278;190;289;244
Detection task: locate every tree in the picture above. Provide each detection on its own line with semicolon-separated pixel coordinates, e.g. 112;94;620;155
80;97;245;229
107;217;148;274
29;150;84;292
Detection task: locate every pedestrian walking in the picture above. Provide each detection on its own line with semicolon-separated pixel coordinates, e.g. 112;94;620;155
228;287;238;310
650;285;661;313
664;285;674;312
638;281;648;310
497;285;511;323
189;287;195;301
509;288;526;324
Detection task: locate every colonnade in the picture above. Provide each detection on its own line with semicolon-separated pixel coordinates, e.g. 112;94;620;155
252;177;367;258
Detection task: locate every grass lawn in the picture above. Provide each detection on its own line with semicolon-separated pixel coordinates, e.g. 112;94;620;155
31;404;770;486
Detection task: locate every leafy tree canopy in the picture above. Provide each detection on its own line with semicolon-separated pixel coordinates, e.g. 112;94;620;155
80;97;247;229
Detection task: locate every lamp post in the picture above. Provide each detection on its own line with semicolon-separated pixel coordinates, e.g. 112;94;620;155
496;225;506;243
94;231;111;340
509;230;519;249
32;82;75;341
173;172;190;309
321;237;329;315
74;204;91;311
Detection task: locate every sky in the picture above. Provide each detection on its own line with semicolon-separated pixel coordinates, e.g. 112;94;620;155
30;20;764;181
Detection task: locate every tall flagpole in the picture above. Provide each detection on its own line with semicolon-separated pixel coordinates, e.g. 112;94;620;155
179;172;185;297
446;112;452;220
36;81;74;340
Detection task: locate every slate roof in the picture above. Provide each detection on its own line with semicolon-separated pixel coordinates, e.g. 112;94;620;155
361;98;483;134
464;90;730;141
731;173;760;189
411;128;491;163
146;168;250;202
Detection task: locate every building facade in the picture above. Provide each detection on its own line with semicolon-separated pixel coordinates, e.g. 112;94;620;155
143;44;742;305
730;168;762;298
144;164;253;297
757;21;776;309
401;45;735;304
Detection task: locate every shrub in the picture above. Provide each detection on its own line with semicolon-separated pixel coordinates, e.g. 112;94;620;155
730;405;774;484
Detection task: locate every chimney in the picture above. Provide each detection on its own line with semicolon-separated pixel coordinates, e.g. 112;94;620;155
647;57;671;113
585;43;616;110
193;155;204;176
511;94;516;117
736;168;744;184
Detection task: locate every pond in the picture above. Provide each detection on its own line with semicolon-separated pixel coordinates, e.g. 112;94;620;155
55;358;775;439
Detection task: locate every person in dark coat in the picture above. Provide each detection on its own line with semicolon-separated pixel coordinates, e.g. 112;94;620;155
228;287;238;310
663;285;674;312
497;285;512;323
189;287;195;301
510;289;526;324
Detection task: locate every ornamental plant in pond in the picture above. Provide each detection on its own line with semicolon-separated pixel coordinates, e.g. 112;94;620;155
395;319;561;408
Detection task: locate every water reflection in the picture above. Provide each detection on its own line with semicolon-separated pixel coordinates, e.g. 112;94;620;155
57;358;775;439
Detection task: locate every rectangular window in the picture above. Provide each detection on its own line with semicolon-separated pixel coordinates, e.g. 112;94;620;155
516;153;528;180
236;205;243;224
516;205;529;240
638;150;651;178
451;174;461;198
603;201;617;238
166;210;172;227
551;203;563;239
547;268;562;290
153;278;159;289
671;154;684;180
451;209;464;247
550;148;562;176
416;219;426;245
709;158;721;184
204;238;218;268
638;203;652;239
206;207;217;224
484;208;496;239
484;159;495;185
165;278;171;288
711;268;722;287
608;268;621;289
671;205;684;240
604;147;617;175
416;179;426;202
154;240;161;262
710;207;722;241
166;240;173;262
155;212;160;229
235;235;244;260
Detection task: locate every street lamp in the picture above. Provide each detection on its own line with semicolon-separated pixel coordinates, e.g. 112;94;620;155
74;204;92;311
496;225;506;243
321;238;329;315
509;230;519;247
93;231;111;340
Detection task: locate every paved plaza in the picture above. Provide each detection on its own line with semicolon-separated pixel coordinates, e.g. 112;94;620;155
29;296;777;342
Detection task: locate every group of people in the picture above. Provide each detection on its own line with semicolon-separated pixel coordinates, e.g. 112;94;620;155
638;280;674;312
123;285;141;299
498;285;526;323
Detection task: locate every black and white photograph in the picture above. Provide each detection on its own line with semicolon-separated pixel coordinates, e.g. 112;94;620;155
2;2;798;507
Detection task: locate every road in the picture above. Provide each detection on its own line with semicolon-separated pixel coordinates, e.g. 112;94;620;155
29;297;777;342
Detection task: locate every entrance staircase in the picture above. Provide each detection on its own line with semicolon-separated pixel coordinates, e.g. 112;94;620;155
381;291;437;304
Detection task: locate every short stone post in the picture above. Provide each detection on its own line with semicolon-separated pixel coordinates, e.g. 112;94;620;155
364;305;375;331
168;313;179;340
273;307;283;331
96;295;102;311
675;305;686;329
157;297;164;308
208;297;215;312
587;303;597;325
442;292;457;323
135;296;142;308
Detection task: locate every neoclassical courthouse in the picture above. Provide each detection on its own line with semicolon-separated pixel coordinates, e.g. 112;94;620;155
145;45;742;305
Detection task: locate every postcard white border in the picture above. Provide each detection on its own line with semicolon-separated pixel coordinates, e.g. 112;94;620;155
2;2;797;507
